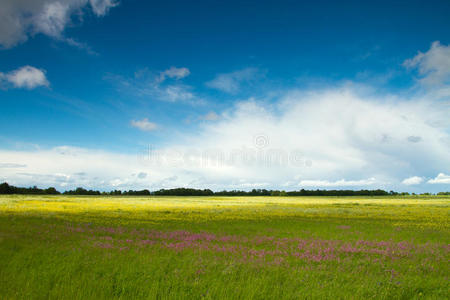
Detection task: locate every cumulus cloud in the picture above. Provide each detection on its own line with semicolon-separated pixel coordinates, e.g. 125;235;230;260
401;176;424;185
1;87;449;191
130;118;157;131
403;41;450;86
0;146;204;190
0;66;49;89
159;67;190;82
0;0;118;49
206;68;262;93
33;1;70;38
427;173;450;184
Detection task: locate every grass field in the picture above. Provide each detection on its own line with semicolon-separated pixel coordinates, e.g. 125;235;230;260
0;195;449;299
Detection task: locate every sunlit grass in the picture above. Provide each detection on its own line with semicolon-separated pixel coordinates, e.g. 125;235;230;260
0;195;449;299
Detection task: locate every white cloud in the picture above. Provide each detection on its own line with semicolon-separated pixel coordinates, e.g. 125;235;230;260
401;176;423;185
89;0;118;16
0;66;49;89
403;41;450;86
0;146;152;190
130;118;157;131
33;1;69;38
159;67;190;82
1;86;448;191
299;178;376;187
0;146;220;190
0;0;118;49
206;68;262;93
427;173;450;184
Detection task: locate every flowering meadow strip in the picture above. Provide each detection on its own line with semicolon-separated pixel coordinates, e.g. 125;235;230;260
2;195;449;230
64;225;449;265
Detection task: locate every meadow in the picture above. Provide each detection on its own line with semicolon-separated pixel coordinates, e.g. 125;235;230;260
0;195;448;299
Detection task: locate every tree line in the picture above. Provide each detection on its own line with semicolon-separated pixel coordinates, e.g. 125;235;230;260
1;182;447;196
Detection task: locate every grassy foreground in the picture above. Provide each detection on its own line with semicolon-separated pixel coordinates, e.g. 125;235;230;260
0;195;448;299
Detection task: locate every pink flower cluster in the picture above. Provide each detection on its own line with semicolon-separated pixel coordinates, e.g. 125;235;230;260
69;225;450;264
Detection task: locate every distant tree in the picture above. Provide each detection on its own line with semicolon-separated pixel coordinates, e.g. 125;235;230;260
44;187;60;195
2;181;445;197
0;182;14;194
154;188;214;196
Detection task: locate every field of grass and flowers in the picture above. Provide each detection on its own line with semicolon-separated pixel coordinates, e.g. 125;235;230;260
0;195;449;299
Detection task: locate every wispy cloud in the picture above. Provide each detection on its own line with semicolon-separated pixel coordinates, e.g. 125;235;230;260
206;67;263;94
162;85;195;102
299;178;377;187
64;38;99;56
0;163;27;168
159;67;190;82
200;111;220;121
105;67;204;105
130;118;157;131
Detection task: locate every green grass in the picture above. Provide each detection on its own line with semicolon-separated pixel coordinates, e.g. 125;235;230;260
0;195;449;299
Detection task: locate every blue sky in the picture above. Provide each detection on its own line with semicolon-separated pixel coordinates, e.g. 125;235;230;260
0;0;449;192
